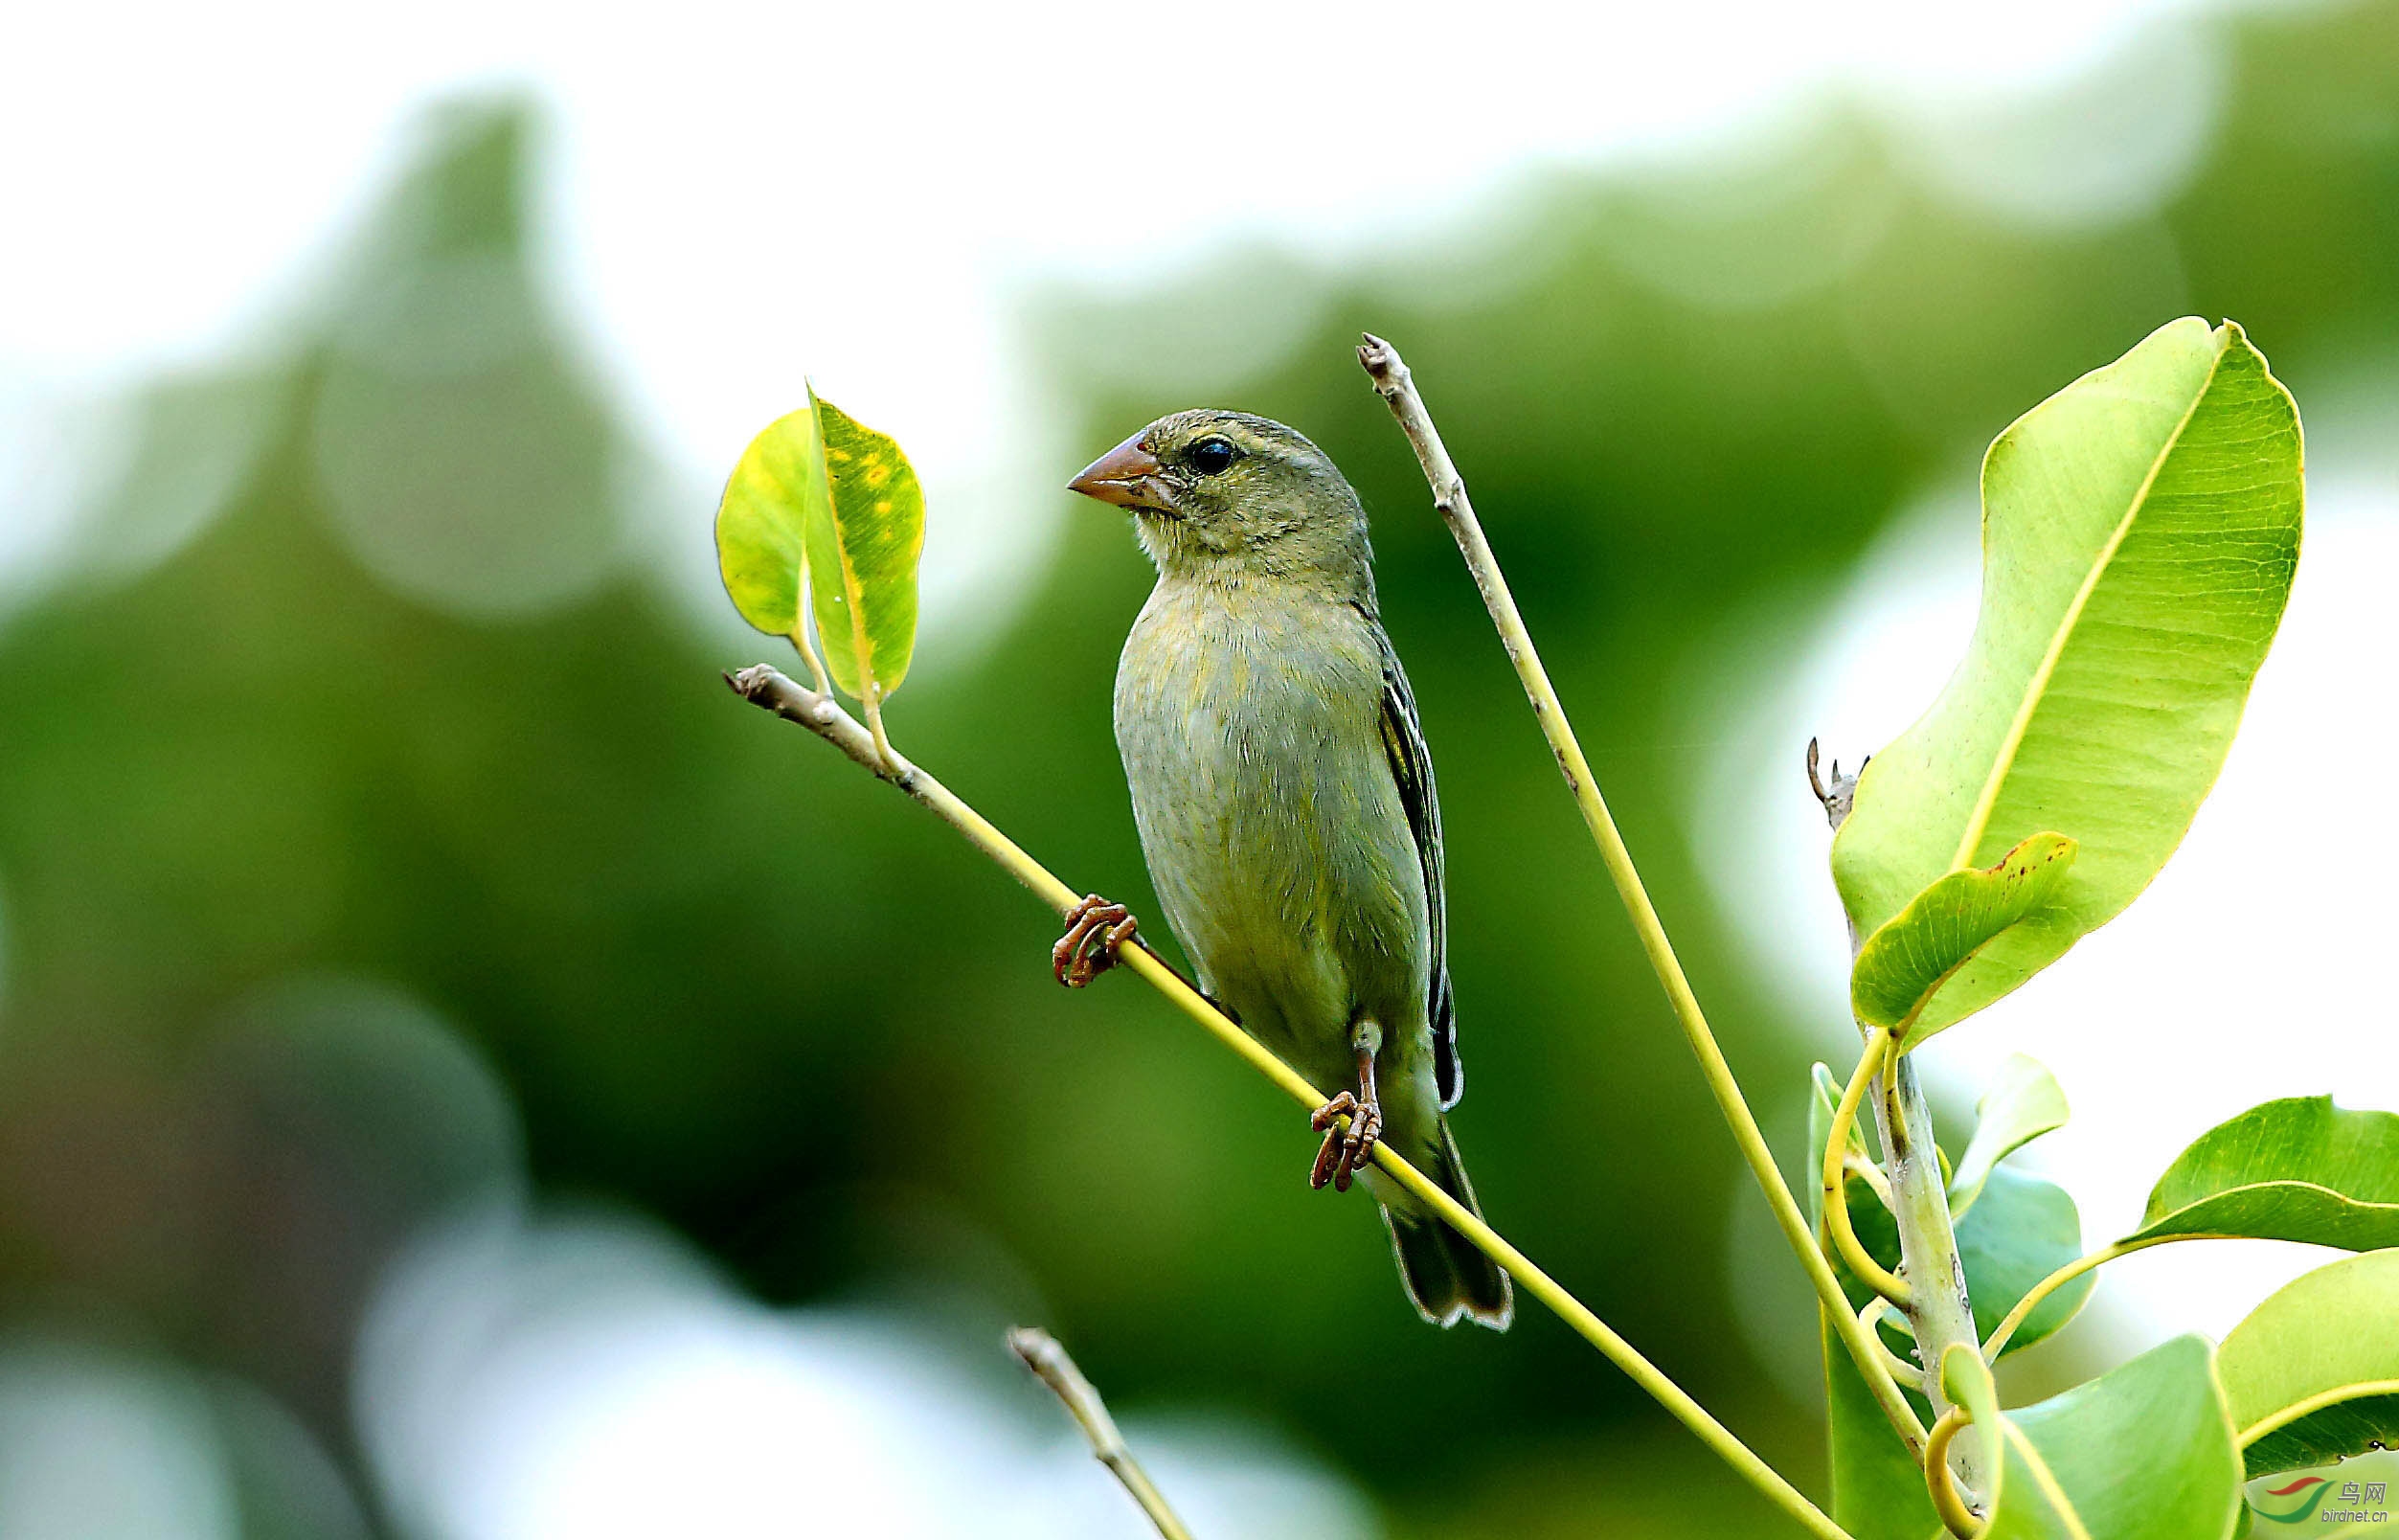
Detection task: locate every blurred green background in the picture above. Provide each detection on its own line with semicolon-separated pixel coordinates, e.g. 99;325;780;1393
2;2;2395;1534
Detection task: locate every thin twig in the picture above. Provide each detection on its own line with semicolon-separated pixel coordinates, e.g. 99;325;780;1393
725;664;1856;1540
1009;1327;1193;1540
1355;332;1929;1457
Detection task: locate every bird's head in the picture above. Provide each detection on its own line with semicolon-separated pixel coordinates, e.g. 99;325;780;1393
1068;410;1371;594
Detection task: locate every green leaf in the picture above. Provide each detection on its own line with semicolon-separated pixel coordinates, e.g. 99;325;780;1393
716;402;830;639
1822;1315;1944;1540
2129;1097;2399;1248
1953;1054;2071;1218
1851;834;2076;1039
2219;1250;2399;1479
1831;318;2303;1040
807;393;924;702
1957;1166;2093;1359
714;390;926;704
1948;1336;2245;1540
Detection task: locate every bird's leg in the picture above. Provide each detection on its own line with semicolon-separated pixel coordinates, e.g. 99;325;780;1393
1309;1021;1385;1193
1051;894;1139;988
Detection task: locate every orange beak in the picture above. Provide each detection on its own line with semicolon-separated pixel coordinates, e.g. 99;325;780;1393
1068;432;1166;510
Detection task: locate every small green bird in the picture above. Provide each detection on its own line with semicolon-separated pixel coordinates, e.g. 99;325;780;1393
1058;409;1511;1330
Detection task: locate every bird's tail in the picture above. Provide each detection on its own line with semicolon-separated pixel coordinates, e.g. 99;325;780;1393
1381;1117;1513;1330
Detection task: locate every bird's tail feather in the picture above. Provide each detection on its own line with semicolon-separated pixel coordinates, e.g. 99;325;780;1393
1381;1118;1512;1330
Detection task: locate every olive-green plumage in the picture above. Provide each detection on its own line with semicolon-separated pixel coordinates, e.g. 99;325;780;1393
1080;408;1510;1330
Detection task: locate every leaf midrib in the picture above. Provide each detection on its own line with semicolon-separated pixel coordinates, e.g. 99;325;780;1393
2136;1178;2399;1240
1947;332;2230;872
812;392;882;698
2239;1379;2399;1447
2005;1421;2099;1540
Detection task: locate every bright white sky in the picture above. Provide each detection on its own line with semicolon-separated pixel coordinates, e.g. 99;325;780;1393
2;0;2254;633
0;0;2373;1527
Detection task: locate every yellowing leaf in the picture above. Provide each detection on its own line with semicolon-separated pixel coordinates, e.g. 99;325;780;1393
714;390;926;706
807;392;923;703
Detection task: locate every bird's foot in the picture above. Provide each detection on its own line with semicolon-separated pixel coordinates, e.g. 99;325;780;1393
1052;895;1138;988
1308;1092;1383;1193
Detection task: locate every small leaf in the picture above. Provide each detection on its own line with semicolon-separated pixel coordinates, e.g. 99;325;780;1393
1832;318;2303;1040
714;391;926;705
1953;1053;2071;1218
807;392;924;703
2219;1250;2399;1479
1958;1335;2245;1540
2128;1097;2399;1249
716;402;830;638
1958;1166;2094;1359
1850;833;2076;1038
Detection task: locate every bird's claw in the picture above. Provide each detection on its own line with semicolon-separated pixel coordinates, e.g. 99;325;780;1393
1308;1092;1383;1193
1052;895;1138;988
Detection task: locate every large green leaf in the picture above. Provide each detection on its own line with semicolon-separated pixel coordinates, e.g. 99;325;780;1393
2128;1097;2399;1248
1947;1336;2245;1540
1832;317;2303;1040
715;390;926;704
2219;1250;2399;1479
1851;834;2075;1040
1952;1054;2071;1219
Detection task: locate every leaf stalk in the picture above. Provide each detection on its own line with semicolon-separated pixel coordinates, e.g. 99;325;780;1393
1824;1030;1912;1306
1923;1407;1983;1539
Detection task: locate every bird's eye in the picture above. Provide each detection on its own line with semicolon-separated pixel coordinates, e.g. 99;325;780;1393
1188;437;1236;475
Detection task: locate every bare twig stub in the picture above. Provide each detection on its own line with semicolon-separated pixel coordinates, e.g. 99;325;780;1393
1009;1327;1194;1540
1806;737;1864;831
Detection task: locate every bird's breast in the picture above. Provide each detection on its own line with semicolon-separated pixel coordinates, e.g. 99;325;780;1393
1112;584;1424;1047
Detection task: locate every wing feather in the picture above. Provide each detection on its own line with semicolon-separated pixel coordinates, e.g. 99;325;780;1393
1366;615;1463;1109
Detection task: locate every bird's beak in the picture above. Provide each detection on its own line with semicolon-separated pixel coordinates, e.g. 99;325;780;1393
1068;433;1166;510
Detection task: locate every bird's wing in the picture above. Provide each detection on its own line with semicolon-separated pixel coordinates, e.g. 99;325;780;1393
1367;617;1463;1109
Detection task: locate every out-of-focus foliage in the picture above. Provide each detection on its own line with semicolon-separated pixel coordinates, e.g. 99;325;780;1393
6;3;2399;1531
1832;318;2303;1041
1949;1055;2071;1220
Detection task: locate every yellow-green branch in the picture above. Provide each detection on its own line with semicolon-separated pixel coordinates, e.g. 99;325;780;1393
1357;333;1929;1458
726;663;1854;1540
